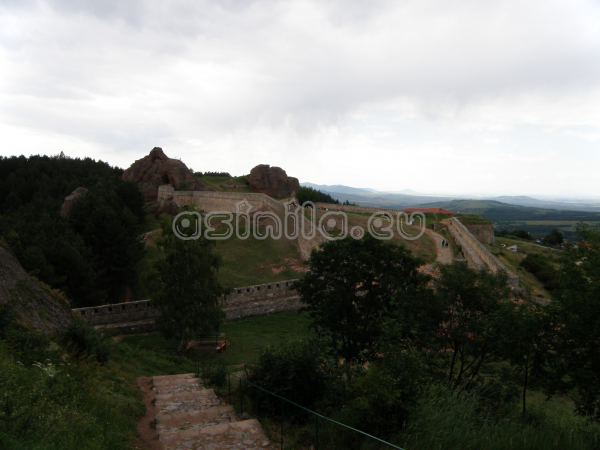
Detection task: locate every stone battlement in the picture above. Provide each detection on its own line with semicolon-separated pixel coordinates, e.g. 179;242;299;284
72;279;303;331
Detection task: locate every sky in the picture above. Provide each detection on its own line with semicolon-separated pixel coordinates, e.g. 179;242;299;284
1;0;600;198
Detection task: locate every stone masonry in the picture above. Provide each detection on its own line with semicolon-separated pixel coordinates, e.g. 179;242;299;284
72;280;302;333
446;218;519;288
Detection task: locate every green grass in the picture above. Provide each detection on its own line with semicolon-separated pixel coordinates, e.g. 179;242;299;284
215;227;306;288
119;310;314;369
196;175;252;193
485;237;562;297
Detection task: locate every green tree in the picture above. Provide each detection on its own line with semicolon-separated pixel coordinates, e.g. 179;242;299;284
549;222;600;420
496;301;554;420
293;234;429;364
421;264;513;390
147;213;229;352
543;228;564;246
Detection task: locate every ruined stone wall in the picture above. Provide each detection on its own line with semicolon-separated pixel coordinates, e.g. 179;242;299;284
158;188;321;260
450;218;519;288
73;280;304;332
463;222;495;245
314;202;405;215
447;222;485;270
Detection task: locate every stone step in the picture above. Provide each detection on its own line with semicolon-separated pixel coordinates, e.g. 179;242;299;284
153;377;203;395
157;405;237;429
160;419;272;450
155;389;221;416
152;373;196;383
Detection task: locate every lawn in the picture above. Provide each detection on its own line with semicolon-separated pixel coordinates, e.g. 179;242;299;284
118;310;314;370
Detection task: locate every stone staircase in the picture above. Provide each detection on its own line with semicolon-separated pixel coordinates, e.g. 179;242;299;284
151;373;273;450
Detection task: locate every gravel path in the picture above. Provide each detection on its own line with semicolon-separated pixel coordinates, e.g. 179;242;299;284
417;227;453;274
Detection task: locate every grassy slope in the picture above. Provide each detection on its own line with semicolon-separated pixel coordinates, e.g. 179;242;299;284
196;175;253;193
485;236;562;297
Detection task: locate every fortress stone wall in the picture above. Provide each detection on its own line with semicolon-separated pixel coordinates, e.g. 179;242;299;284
158;186;323;260
447;218;519;288
73;280;303;333
462;222;495;245
314;202;405;215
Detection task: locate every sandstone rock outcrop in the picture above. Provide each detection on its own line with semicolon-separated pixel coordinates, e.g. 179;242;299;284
0;245;72;333
247;164;299;198
123;147;205;201
60;187;88;217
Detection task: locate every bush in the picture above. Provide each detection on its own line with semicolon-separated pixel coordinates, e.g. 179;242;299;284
245;337;345;419
62;320;111;364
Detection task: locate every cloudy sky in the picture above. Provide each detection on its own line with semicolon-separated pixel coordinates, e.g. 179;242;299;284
1;0;600;197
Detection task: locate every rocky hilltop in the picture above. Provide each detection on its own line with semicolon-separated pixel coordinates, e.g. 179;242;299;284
248;164;299;198
123;147;206;201
60;187;88;217
0;244;72;334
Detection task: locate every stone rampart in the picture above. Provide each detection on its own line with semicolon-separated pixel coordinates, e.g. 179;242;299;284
73;280;304;332
157;187;322;260
449;218;519;288
447;222;485;269
462;222;495;245
314;202;405;215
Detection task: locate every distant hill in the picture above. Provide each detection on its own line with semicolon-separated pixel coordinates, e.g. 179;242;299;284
491;195;600;212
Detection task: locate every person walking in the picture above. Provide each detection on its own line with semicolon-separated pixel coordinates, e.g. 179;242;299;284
441;239;445;247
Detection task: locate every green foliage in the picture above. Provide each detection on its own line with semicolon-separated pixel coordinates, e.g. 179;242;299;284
295;186;340;205
62;320;111;364
294;234;429;363
245;337;346;418
519;253;560;291
394;383;599;450
544;228;564;245
0;326;144;449
0;154;146;306
176;180;190;190
195;171;232;177
549;222;600;419
147;213;229;350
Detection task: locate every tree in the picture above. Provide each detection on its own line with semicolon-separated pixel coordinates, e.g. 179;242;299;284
543;228;564;246
549;222;600;420
293;234;429;364
422;264;513;391
496;301;554;420
147;213;229;351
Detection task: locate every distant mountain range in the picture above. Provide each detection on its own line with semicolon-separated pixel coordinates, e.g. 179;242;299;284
300;183;600;213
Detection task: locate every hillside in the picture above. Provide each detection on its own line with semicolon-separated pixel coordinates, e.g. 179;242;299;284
415;199;600;240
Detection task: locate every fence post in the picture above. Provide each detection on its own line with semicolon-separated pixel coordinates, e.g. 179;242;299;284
217;367;220;397
240;378;243;414
228;373;231;404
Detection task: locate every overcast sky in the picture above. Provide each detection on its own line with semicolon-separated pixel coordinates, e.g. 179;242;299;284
1;0;600;198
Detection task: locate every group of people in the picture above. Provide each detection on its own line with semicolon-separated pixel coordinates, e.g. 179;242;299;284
441;239;449;248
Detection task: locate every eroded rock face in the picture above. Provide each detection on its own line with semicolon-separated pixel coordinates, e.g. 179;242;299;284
60;187;88;217
247;165;299;198
151;197;180;217
122;147;205;201
0;245;72;334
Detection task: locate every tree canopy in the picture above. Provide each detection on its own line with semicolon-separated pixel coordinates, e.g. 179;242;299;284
293;234;429;363
0;153;146;306
147;213;230;351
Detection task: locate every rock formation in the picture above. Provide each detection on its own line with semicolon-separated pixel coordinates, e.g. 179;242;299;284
60;187;88;217
122;147;205;201
0;245;72;333
151;197;180;217
247;164;299;198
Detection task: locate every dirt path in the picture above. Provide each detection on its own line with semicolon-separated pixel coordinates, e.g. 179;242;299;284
418;227;453;274
134;376;163;450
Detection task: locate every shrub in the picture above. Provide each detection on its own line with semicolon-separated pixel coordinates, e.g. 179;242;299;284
245;337;345;419
62;320;111;364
